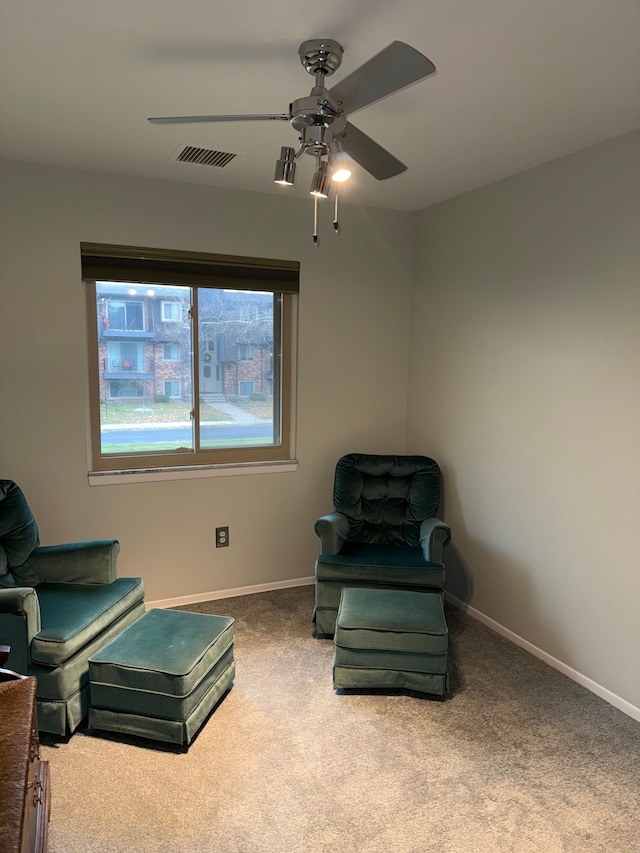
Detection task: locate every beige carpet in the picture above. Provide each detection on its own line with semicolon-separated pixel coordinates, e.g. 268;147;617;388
42;586;640;852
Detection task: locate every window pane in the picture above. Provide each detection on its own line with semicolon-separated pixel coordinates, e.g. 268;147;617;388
163;343;180;361
198;289;276;450
87;258;294;474
108;380;144;399
162;301;182;322
96;282;193;455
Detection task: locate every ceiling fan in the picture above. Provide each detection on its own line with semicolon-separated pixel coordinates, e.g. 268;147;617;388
148;39;436;241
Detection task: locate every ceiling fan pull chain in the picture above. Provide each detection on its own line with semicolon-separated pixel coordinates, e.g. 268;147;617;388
313;194;319;247
333;189;340;235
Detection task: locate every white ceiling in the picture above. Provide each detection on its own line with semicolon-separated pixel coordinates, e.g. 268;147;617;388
1;0;639;212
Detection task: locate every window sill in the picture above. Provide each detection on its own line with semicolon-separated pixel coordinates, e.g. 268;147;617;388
88;459;298;486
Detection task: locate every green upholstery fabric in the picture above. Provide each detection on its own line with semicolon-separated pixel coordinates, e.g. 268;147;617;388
89;659;235;746
318;542;445;584
31;598;145;700
333;454;442;546
88;608;235;746
334;647;448;674
0;481;145;736
0;586;41;637
31;598;145;734
0;587;41;674
89;609;235;695
315;579;445;612
91;646;234;721
313;454;451;636
29;540;120;585
335;588;448;653
0;480;40;587
333;587;449;696
31;578;145;666
333;667;448;695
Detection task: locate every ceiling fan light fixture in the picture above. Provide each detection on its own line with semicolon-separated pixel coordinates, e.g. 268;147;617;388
274;146;297;186
309;159;330;198
330;151;352;183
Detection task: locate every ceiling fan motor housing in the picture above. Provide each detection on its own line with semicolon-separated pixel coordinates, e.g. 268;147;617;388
298;39;344;77
291;42;347;158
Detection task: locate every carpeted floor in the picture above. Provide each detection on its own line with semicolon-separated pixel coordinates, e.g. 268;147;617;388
42;585;640;852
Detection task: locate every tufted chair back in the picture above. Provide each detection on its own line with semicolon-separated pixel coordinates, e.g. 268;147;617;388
0;480;40;588
333;454;442;548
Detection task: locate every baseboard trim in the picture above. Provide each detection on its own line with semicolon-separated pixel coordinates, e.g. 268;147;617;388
146;576;315;611
445;592;640;723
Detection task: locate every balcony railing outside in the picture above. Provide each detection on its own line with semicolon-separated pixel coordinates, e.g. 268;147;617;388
104;358;146;373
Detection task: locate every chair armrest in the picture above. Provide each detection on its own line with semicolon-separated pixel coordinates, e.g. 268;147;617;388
314;513;349;556
29;540;120;584
0;588;41;672
419;518;451;563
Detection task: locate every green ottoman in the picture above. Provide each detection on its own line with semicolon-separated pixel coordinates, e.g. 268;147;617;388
333;587;448;696
88;608;235;746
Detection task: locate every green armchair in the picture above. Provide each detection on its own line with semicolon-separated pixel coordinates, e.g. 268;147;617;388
313;454;450;636
0;480;145;736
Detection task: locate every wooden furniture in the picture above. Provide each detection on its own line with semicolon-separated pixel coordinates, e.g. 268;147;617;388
0;675;51;852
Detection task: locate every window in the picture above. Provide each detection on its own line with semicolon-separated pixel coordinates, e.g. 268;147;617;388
106;299;143;331
109;380;144;399
107;342;144;372
82;243;298;476
237;345;254;361
161;301;181;322
163;343;180;361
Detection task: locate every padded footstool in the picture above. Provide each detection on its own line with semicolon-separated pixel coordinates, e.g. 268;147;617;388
333;587;448;696
88;608;235;746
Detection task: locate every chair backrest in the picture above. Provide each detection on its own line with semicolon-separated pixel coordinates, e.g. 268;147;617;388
333;454;442;547
0;481;40;587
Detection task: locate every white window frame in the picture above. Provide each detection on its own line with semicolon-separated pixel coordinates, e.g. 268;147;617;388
162;343;180;362
237;345;254;362
107;299;144;331
161;301;181;322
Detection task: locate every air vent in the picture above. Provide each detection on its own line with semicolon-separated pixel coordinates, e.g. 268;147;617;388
176;146;237;167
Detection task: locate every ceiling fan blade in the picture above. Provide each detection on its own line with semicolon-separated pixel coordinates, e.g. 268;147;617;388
328;41;436;116
340;122;406;180
148;114;290;125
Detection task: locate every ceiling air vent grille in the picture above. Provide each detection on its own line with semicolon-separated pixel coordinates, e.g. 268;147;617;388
176;146;237;167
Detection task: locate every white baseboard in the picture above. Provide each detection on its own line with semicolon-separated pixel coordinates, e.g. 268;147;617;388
147;580;638;723
445;592;640;724
146;575;315;611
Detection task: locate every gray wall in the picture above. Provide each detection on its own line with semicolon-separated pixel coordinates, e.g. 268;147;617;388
0;160;413;602
2;131;639;715
407;131;640;711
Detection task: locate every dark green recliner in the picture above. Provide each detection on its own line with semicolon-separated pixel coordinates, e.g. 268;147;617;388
0;480;145;736
313;454;450;636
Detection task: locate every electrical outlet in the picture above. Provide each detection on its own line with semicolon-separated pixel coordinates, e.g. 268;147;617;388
215;526;229;548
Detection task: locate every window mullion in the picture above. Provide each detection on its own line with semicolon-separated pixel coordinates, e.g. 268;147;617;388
190;292;201;453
